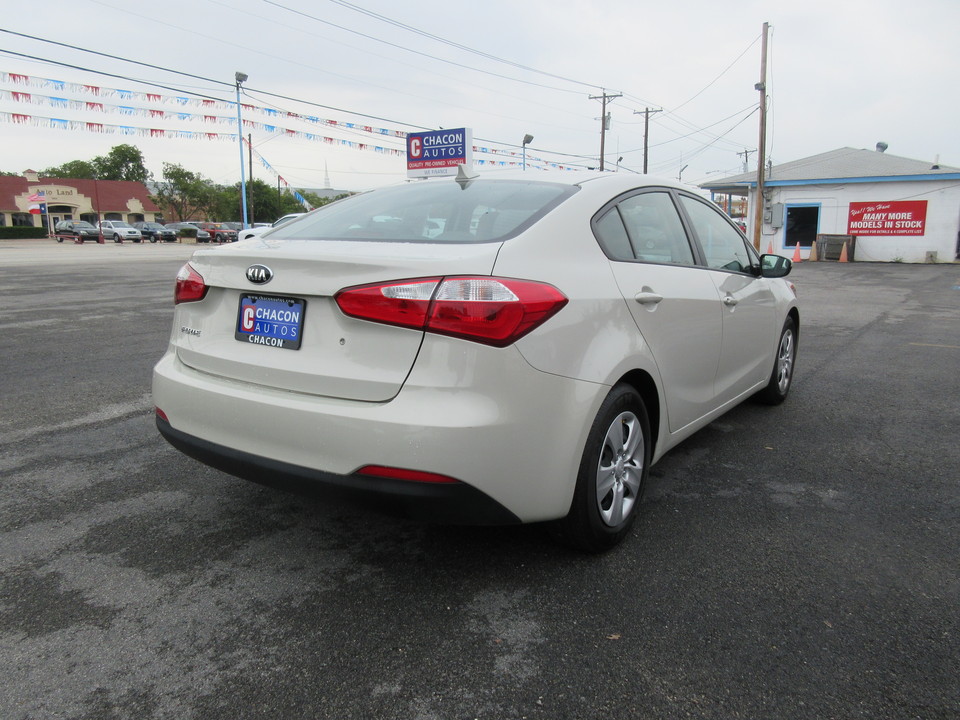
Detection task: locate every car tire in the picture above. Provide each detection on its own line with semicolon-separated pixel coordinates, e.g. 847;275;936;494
57;237;63;243
555;384;650;552
150;237;157;243
755;316;797;405
114;234;122;243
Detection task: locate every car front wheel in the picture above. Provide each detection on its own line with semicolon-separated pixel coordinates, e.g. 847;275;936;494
556;384;650;552
755;316;797;405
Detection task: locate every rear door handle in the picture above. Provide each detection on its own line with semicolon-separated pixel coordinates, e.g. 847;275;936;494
635;292;663;305
723;295;739;306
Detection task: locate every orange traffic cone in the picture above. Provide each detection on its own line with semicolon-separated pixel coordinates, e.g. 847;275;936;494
838;241;849;263
766;241;774;254
792;242;802;263
808;239;818;262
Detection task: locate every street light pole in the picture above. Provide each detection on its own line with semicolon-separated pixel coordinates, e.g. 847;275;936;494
235;72;249;229
522;134;534;170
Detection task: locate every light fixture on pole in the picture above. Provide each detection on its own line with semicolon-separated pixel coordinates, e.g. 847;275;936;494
522;134;534;171
235;72;249;229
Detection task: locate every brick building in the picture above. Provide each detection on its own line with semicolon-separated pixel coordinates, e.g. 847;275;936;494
0;170;162;232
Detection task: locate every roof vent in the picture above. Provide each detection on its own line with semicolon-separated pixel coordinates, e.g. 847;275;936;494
875;142;888;153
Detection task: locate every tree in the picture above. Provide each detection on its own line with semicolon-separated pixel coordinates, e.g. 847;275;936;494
93;144;151;183
39;144;151;182
41;160;98;179
217;180;319;223
153;163;216;221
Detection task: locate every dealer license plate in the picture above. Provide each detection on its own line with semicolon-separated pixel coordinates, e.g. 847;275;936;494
235;294;305;350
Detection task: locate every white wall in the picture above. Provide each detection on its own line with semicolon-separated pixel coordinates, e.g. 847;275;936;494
758;180;959;262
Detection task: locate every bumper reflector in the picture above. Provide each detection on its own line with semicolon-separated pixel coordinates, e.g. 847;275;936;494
356;465;461;484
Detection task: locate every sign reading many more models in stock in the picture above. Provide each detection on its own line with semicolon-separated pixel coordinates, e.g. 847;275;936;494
406;128;473;178
847;200;928;236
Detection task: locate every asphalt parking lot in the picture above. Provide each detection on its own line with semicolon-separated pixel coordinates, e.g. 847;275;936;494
1;239;957;720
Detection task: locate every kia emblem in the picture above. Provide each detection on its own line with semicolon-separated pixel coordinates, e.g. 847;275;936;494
246;265;273;284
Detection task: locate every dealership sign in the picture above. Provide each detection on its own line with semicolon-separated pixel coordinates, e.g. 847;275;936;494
407;128;473;178
847;200;928;236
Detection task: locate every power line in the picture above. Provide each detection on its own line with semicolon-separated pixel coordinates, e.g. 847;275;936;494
0;53;595;171
618;104;759;154
663;33;761;114
321;0;604;91
262;0;591;95
2;18;768;178
0;37;428;130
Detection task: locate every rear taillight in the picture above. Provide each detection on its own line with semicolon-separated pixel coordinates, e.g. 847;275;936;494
335;276;568;347
174;263;208;304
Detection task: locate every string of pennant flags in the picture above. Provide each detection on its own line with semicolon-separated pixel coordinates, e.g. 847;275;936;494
0;71;577;170
0;71;407;139
0;110;404;155
245;140;314;210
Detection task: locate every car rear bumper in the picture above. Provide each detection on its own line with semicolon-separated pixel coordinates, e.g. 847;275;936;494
156;414;521;525
152;340;603;523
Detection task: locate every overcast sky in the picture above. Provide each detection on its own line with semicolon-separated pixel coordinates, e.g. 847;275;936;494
1;0;957;193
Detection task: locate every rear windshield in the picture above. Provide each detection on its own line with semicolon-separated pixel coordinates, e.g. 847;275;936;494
268;179;577;243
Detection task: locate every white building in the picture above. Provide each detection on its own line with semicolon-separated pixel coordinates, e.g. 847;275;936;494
701;147;960;263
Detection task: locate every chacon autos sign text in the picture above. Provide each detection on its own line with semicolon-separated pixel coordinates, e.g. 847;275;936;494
406;128;473;178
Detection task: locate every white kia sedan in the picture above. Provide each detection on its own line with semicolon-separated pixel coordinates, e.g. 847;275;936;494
153;171;798;551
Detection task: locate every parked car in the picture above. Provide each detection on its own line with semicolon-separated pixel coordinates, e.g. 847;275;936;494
153;171;798;552
188;222;238;243
166;223;212;243
54;220;99;243
237;213;306;241
98;220;142;243
134;221;178;243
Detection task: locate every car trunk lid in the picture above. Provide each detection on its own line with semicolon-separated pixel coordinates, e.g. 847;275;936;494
171;238;502;401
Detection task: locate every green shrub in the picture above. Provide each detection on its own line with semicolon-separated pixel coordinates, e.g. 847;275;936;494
0;226;48;239
178;227;198;238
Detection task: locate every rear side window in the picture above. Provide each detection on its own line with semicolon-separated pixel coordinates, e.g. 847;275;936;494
593;208;634;261
269;180;577;243
619;192;694;265
592;190;695;266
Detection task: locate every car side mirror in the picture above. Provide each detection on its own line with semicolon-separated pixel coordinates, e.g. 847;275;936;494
760;254;792;278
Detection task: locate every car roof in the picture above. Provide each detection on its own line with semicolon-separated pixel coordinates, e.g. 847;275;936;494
408;168;689;194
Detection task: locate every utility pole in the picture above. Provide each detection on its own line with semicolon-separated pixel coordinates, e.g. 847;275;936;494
590;90;622;171
737;148;755;173
751;21;769;251
633;107;662;174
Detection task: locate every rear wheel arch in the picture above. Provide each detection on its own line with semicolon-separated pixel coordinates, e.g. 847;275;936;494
555;381;652;552
616;369;661;458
